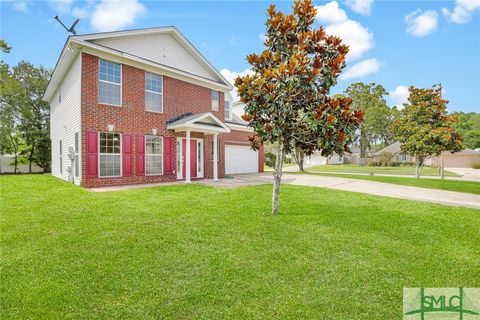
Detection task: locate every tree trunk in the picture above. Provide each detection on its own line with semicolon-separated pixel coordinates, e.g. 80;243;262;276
9;135;18;174
440;154;445;180
293;148;305;172
28;146;35;173
13;154;18;174
272;143;284;215
415;155;424;179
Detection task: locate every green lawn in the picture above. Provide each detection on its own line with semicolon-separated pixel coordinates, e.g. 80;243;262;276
265;162;297;169
308;164;460;176
301;171;480;195
1;175;479;319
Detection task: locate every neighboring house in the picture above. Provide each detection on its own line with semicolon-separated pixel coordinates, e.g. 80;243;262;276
303;152;352;166
43;27;263;187
372;142;414;162
427;149;480;168
326;152;351;165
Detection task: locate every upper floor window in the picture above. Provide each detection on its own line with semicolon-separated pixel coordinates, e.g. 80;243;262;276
145;72;163;113
211;90;219;111
99;59;121;106
224;101;231;120
145;135;163;175
99;132;121;177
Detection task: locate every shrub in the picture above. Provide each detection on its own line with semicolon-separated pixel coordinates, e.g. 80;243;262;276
368;161;380;167
284;157;292;164
264;152;276;167
400;161;415;167
379;152;393;166
472;162;480;169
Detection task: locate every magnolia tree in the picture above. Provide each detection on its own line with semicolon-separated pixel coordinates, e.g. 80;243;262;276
391;86;463;178
235;0;363;214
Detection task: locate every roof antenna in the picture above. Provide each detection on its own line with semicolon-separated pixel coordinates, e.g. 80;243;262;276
54;16;79;35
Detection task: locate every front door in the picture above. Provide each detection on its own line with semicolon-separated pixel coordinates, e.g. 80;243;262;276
176;138;204;180
182;139;197;179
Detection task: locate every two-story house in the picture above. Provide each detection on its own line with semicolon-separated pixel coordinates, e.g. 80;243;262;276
43;27;263;187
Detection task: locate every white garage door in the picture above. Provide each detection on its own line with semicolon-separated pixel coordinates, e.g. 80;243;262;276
225;145;259;174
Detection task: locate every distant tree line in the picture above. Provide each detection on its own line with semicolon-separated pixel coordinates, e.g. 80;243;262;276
450;112;480;149
0;40;52;173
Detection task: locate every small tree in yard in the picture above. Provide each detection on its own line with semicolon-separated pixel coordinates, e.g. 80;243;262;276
235;0;363;214
391;86;463;178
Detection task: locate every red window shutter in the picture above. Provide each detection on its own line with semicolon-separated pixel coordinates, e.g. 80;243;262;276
123;134;132;177
86;130;98;178
136;135;145;176
163;137;173;175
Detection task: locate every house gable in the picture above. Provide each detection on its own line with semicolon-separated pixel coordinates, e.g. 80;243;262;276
89;33;220;83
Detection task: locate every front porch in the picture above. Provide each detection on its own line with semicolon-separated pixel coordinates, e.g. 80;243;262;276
167;112;231;183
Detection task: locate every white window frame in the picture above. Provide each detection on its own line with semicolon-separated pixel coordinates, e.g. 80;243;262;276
197;139;204;178
98;59;122;107
211;90;219;111
98;132;122;178
145;135;164;176
145;72;164;113
224;100;231;121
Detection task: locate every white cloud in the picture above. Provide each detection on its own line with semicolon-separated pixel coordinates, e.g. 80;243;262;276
405;9;438;37
389;85;409;108
48;0;74;14
442;0;480;24
220;68;253;101
316;1;374;61
72;6;92;19
315;1;348;24
325;20;373;60
344;0;374;15
11;1;28;12
340;58;381;80
91;0;146;32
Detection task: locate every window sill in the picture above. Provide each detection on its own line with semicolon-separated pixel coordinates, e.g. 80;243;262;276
99;175;122;178
145;110;164;114
98;103;123;108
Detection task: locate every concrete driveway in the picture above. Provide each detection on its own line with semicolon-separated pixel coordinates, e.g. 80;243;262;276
203;173;480;209
447;168;480;180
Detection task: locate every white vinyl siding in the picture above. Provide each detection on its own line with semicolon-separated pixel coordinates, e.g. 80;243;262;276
99;59;121;106
59;140;63;173
99;132;122;177
212;90;219;111
145;72;163;113
50;53;82;185
92;33;220;82
145;135;163;175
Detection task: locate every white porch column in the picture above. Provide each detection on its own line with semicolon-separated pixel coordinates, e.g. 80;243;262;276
185;129;191;183
213;133;219;181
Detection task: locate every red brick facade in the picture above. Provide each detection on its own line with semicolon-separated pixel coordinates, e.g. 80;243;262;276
80;53;262;187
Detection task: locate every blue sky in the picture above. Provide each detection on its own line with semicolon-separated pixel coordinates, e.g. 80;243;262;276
1;0;479;112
